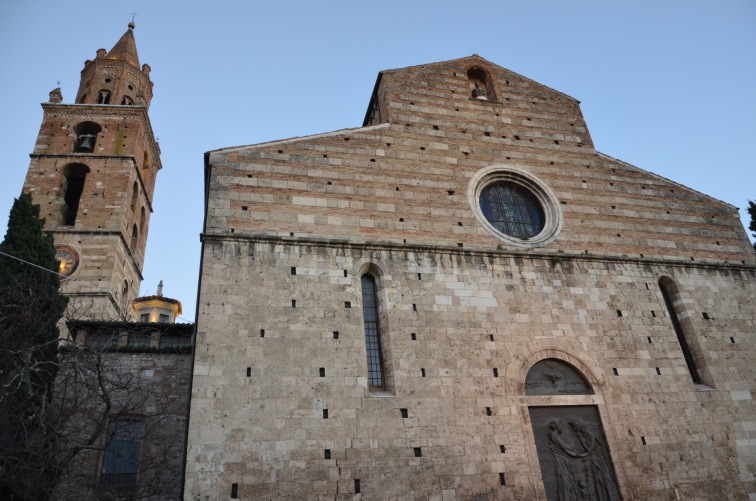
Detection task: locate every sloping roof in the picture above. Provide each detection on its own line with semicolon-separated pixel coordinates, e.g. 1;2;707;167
107;24;140;68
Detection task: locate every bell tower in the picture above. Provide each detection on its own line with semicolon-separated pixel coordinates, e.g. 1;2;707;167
21;22;161;320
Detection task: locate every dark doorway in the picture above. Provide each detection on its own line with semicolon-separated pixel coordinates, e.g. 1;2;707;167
529;406;621;501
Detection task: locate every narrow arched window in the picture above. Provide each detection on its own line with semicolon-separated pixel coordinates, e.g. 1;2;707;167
361;274;384;388
659;277;702;384
130;182;138;211
139;207;145;234
121;96;133;106
130;224;138;252
97;90;111;104
62;163;90;226
120;280;129;315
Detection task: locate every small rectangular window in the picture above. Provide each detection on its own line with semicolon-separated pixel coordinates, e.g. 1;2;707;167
158;313;169;323
139;313;149;323
100;419;143;490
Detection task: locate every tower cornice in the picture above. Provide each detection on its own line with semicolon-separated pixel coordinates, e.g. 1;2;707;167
41;103;162;171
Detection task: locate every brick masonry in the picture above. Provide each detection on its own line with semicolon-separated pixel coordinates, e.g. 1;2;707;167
186;56;756;499
22;69;161;319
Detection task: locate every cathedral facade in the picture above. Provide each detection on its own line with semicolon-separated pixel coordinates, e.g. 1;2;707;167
185;56;756;500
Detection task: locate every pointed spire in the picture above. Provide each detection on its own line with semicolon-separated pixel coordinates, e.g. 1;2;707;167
106;22;140;68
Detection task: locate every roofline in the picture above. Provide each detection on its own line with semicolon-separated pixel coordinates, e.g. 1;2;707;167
373;54;582;104
204;122;391;157
596;151;738;210
362;71;384;126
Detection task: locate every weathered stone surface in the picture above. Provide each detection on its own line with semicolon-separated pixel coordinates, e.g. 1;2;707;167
186;56;756;500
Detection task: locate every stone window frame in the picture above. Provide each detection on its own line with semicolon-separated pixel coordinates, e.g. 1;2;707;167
361;274;385;389
468;165;563;248
99;417;144;491
658;276;713;388
356;261;395;395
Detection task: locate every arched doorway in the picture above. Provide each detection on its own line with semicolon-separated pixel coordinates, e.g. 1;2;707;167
523;358;622;501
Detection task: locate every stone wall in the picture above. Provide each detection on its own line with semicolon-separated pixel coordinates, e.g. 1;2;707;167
187;55;756;500
186;239;756;500
55;349;192;500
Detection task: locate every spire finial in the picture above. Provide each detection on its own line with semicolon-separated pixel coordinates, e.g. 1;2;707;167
128;11;138;30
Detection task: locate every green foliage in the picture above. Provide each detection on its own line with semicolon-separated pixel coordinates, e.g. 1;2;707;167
748;200;756;251
0;193;68;500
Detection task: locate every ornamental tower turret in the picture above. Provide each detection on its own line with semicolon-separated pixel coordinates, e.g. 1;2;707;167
21;22;161;320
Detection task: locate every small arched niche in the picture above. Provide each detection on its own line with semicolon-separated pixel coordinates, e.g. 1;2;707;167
525;358;594;396
467;67;496;101
73;121;102;153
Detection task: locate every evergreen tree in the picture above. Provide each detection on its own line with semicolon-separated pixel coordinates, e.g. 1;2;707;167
0;192;68;500
748;200;756;251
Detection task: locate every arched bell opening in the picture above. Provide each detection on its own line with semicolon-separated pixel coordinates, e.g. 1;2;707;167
97;89;111;104
61;163;90;226
73;121;102;153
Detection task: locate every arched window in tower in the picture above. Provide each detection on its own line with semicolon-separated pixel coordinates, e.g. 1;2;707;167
78;93;87;104
139;207;145;234
142;151;150;172
130;182;138;212
97;90;111;104
659;277;704;384
361;274;385;389
73;121;102;153
130;225;138;252
62;163;90;226
121;96;134;106
467;67;496;101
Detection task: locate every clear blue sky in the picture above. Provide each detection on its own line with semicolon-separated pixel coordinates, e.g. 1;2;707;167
1;1;754;321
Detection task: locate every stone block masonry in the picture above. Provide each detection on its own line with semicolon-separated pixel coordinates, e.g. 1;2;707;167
186;55;756;500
